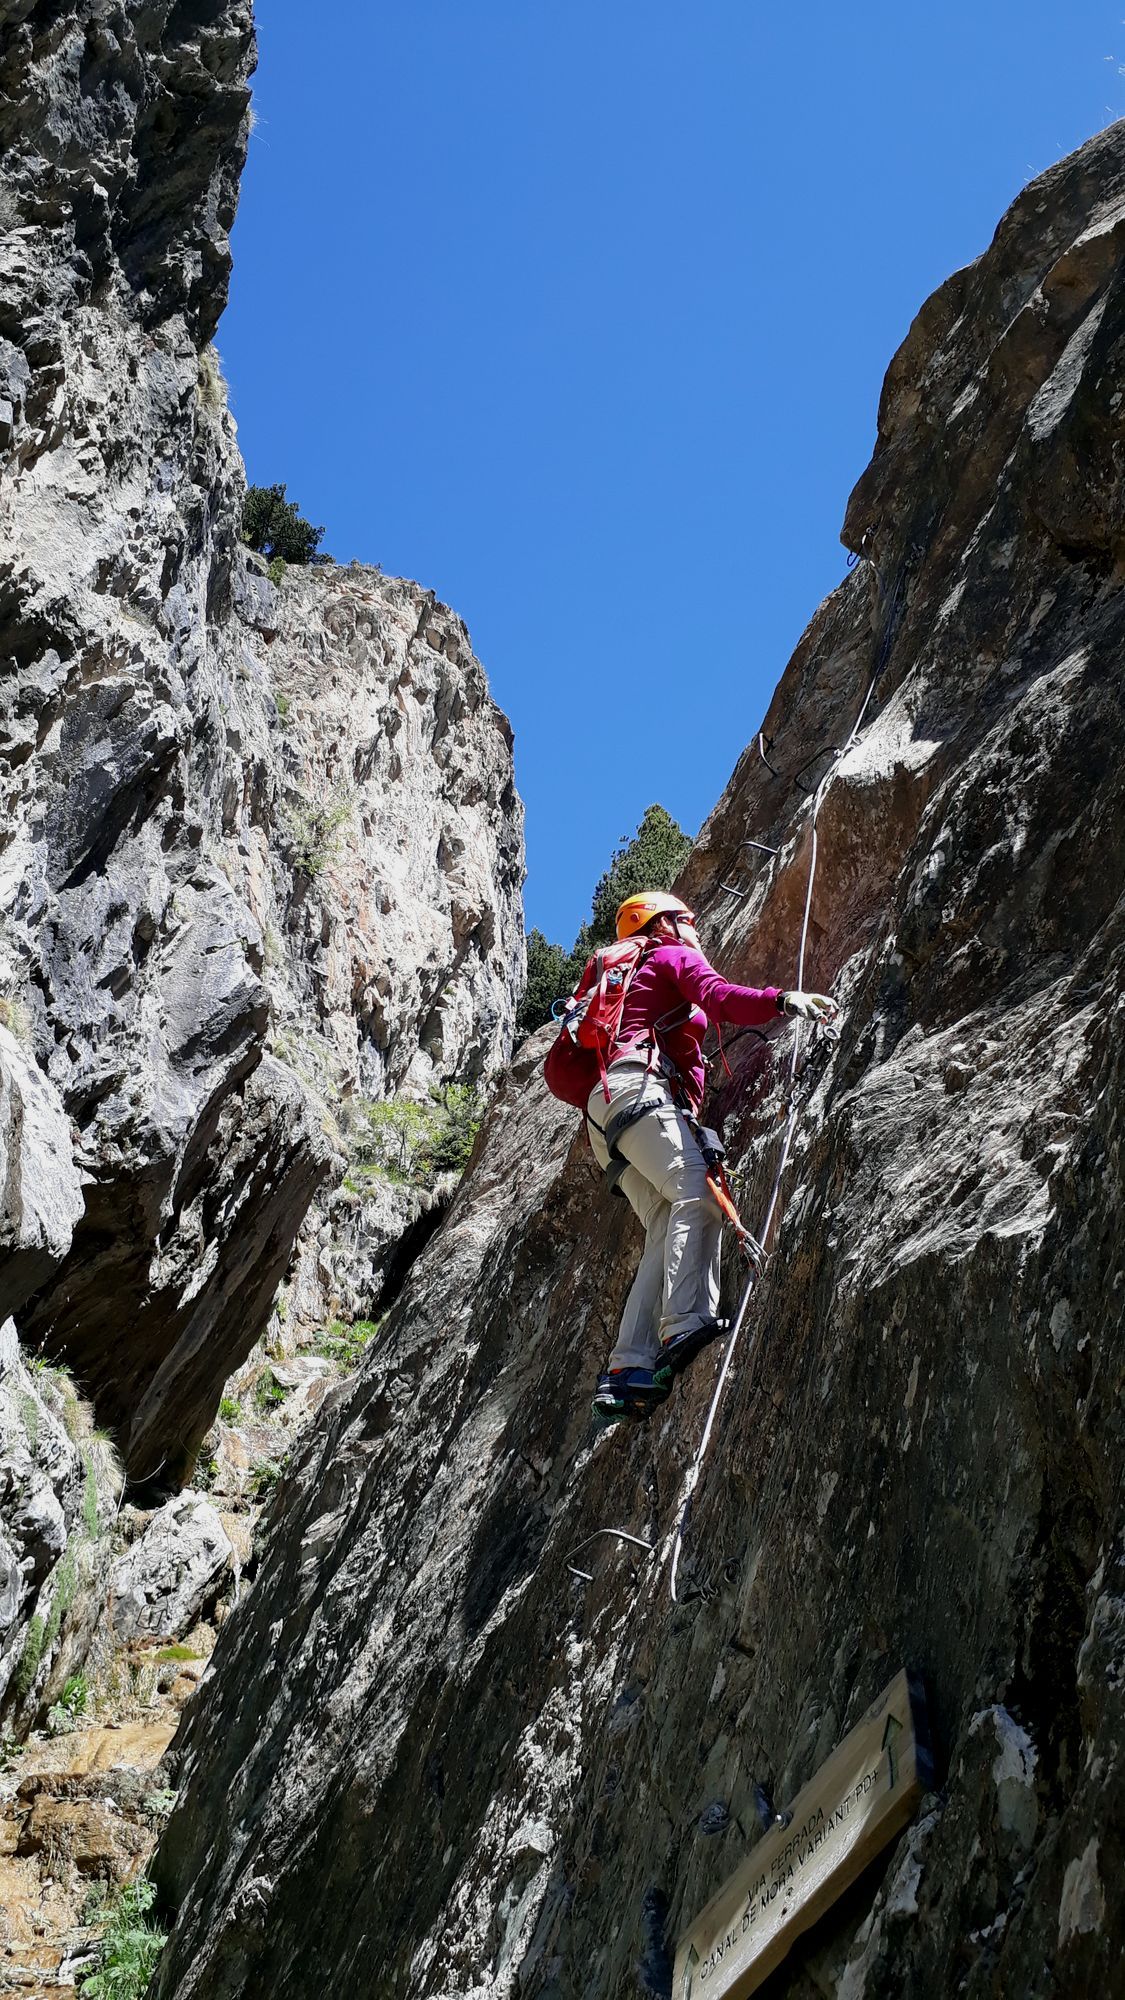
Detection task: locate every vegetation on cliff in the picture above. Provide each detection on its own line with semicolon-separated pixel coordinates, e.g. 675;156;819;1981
519;802;693;1030
344;1082;486;1189
241;481;326;564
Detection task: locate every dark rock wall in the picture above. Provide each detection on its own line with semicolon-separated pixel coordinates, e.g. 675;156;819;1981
0;0;290;1483
152;127;1125;1998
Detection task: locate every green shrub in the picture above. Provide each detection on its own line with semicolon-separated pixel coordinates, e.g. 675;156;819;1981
242;482;325;564
582;803;693;948
350;1083;484;1189
82;1451;99;1537
218;1396;241;1424
519;931;577;1037
352;1097;437;1181
267;555;286;585
79;1882;112;1926
427;1082;484;1175
249;1457;284;1500
284;789;353;877
315;1318;380;1372
18;1390;39;1456
43;1544;78;1649
47;1670;90;1736
253;1372;288;1414
80;1878;166;1998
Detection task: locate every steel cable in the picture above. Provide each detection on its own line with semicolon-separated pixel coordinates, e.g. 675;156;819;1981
663;556;900;1603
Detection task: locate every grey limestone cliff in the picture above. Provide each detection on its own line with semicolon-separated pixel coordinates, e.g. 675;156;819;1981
152;125;1124;1999
0;0;524;1498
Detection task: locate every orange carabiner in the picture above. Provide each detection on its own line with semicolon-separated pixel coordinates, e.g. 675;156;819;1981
706;1168;744;1234
707;1164;766;1273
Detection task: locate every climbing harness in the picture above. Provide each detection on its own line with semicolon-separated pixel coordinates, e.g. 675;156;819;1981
585;1033;685;1195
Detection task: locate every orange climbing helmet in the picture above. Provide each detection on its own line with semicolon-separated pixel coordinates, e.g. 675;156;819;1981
615;892;695;940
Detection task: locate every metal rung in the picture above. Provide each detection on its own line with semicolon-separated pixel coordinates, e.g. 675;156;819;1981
742;839;780;858
565;1527;655;1583
718;880;748;900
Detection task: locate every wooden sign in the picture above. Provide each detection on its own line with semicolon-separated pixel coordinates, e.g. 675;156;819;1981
673;1669;932;2000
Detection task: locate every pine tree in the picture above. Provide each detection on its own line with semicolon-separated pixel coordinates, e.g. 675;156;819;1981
518;931;570;1035
517;805;693;1033
580;803;694;953
241;483;326;564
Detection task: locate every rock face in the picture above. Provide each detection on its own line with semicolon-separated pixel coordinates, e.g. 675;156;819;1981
243;556;525;1339
153;127;1125;1998
109;1492;233;1642
255;562;523;1104
0;4;524;1478
283;1166;454;1344
0;1319;118;1733
0;1712;187;1990
0;1319;84;1717
0;1025;84;1324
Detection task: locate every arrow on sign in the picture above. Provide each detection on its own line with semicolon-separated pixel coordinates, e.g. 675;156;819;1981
882;1712;903;1790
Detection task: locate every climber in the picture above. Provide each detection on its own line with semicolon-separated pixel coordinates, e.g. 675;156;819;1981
586;892;838;1428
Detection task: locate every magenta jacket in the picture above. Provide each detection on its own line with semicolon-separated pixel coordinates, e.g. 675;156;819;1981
613;942;782;1109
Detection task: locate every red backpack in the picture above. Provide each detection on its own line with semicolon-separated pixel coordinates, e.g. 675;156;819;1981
542;937;653;1108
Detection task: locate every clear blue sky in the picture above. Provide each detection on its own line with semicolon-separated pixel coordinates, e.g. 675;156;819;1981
224;1;1122;944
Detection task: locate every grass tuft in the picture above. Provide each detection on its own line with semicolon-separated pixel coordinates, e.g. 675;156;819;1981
315;1318;380;1372
13;1615;45;1702
47;1670;90;1736
79;1878;166;1998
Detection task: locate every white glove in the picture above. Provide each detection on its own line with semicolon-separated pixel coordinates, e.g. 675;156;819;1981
780;991;839;1023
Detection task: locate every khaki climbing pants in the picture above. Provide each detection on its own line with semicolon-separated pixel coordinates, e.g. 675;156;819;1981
587;1058;723;1372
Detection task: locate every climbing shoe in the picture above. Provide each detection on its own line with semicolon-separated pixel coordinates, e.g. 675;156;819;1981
653;1319;728;1383
591;1368;670;1431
